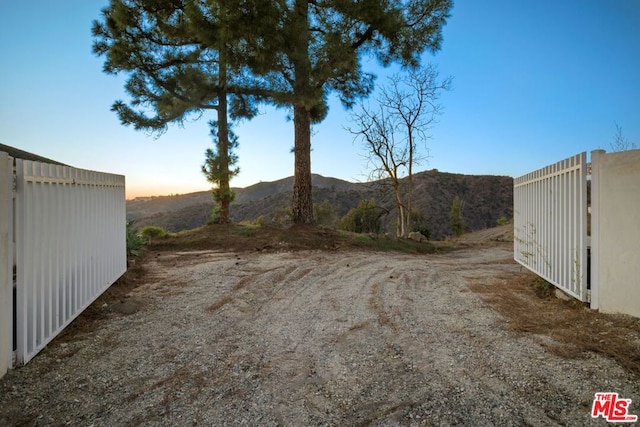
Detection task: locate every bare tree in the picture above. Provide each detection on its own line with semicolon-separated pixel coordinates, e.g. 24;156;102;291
348;64;451;237
610;122;637;152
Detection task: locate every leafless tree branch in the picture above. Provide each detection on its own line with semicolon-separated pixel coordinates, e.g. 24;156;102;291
346;63;452;237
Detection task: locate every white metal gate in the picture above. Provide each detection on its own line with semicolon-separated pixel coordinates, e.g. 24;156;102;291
513;152;589;301
1;155;126;370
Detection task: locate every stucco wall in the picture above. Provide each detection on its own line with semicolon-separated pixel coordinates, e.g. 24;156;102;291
592;149;640;318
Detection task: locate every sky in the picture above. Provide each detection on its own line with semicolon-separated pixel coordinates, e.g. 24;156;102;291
1;1;638;200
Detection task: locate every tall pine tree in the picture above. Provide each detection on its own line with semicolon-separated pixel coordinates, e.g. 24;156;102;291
92;0;263;223
247;0;452;223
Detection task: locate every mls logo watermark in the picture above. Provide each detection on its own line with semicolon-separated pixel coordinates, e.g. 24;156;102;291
591;392;638;423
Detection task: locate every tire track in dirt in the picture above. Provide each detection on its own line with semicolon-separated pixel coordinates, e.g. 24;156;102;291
2;246;639;426
112;248;635;425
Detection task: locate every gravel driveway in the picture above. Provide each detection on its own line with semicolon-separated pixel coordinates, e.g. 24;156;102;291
0;244;638;425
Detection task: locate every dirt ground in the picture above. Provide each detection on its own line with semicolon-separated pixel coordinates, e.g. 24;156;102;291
1;229;639;425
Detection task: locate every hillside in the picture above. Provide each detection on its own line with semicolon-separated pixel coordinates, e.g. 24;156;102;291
127;174;360;221
128;170;513;240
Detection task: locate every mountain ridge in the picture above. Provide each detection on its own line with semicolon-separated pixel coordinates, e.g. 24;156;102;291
127;170;513;240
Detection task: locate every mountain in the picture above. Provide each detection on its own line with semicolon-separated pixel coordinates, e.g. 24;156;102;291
127;171;513;240
126;174;360;220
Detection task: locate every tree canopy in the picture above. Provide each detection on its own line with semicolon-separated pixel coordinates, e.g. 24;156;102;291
92;0;265;222
93;0;266;129
245;0;453;223
93;0;453;225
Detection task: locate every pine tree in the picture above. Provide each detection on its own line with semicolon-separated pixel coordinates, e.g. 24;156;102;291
92;0;262;223
247;0;453;224
93;1;453;225
201;122;240;222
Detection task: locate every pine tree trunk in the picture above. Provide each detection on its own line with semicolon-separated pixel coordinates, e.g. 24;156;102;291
216;21;231;224
216;91;231;224
292;104;314;224
290;0;314;225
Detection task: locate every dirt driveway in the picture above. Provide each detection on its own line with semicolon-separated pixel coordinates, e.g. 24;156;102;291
1;244;638;425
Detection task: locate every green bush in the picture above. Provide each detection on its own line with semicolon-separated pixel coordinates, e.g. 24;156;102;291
410;210;430;240
337;198;382;234
496;216;509;226
126;221;144;256
208;205;221;225
314;200;336;227
140;225;168;242
412;226;431;240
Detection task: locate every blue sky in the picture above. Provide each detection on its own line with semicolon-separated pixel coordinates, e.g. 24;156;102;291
1;1;638;199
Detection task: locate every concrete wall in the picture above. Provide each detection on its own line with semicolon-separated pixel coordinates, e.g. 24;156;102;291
0;152;12;379
591;149;640;318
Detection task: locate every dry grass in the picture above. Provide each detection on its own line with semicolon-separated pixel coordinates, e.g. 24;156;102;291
470;272;640;377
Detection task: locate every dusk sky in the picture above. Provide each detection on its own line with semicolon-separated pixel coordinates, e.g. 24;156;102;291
1;1;638;199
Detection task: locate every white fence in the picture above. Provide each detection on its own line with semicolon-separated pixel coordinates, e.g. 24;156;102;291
1;153;126;377
513;153;589;302
515;149;640;318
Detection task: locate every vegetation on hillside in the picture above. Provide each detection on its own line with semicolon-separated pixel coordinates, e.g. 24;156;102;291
337;199;385;234
450;195;467;237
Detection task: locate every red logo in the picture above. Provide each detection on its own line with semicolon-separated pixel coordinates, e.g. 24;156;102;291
591;392;638;423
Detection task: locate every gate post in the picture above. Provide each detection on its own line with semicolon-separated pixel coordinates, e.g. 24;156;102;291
589;149;605;310
0;152;13;379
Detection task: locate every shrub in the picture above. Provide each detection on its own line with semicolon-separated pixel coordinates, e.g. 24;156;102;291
140;225;168;242
337;198;382;234
496;216;509;226
208;205;221;225
314;200;336;227
450;196;467;237
126;221;145;256
272;206;292;227
410;210;430;240
412;226;431;240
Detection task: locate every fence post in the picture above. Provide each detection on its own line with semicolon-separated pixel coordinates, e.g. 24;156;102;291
589;150;605;310
0;152;13;378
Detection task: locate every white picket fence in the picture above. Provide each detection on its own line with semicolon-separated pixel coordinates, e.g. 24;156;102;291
1;153;126;375
513;153;589;301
